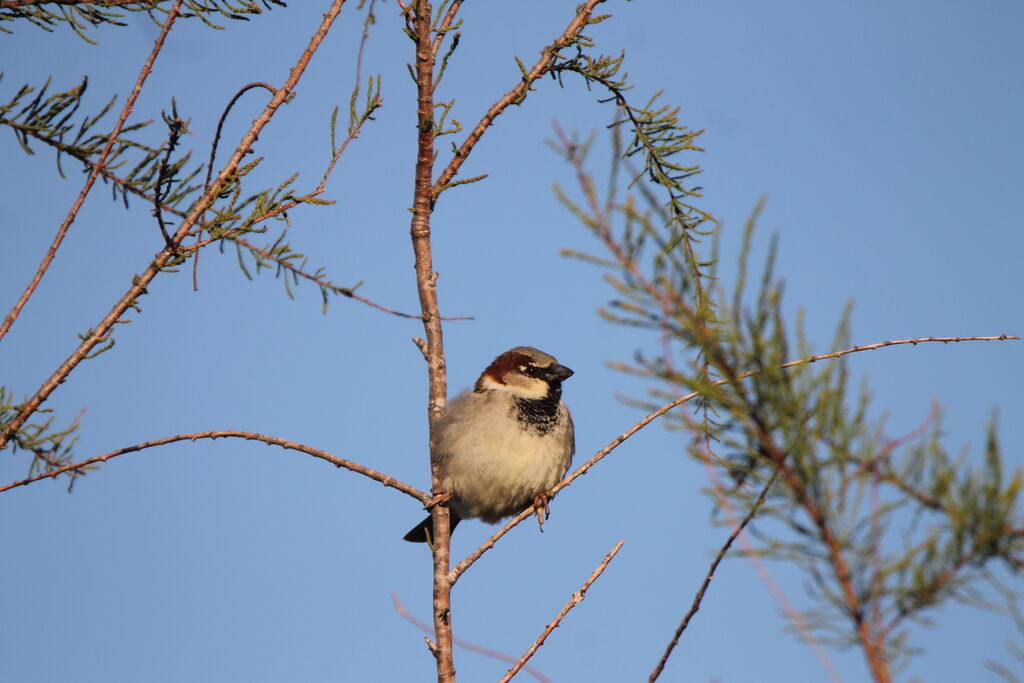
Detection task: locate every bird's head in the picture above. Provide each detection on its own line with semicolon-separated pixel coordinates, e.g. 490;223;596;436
474;346;573;399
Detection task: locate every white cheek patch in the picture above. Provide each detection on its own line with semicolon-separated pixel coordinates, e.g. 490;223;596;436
478;374;549;399
508;381;550;399
512;385;552;401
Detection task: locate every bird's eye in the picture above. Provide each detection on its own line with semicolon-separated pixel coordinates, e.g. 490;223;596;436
522;364;542;377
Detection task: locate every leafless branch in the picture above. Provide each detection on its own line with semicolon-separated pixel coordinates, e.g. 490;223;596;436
192;81;277;288
406;2;454;680
203;82;278;195
500;540;625;682
391;592;553;683
0;430;429;501
649;472;778;682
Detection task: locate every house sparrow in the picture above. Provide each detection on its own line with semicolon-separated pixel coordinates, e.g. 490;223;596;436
403;346;575;543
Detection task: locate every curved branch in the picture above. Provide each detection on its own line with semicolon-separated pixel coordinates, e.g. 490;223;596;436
0;430;429;502
204;82;278;195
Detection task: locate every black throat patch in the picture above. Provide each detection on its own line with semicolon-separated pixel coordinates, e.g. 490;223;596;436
513;384;562;435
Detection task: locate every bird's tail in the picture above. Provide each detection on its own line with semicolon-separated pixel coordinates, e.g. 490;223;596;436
402;512;461;544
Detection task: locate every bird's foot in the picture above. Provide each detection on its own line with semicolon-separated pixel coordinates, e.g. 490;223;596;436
532;493;553;532
425;491;453;510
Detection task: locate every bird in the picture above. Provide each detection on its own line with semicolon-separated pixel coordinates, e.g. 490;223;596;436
403;346;575;543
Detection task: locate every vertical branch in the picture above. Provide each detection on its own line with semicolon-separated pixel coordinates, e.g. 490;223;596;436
408;1;453;681
0;0;184;343
410;12;446;420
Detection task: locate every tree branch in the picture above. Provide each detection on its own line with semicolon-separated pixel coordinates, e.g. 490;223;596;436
648;471;778;682
429;0;462;59
0;430;429;501
500;540;624;682
391;592;553;683
407;2;454;681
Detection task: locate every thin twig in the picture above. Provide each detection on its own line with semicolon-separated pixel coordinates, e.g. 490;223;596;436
204;81;278;195
193;81;277;289
318;93;384;194
704;457;842;681
0;0;183;344
352;0;377;90
500;540;625;682
229;237;473;321
391;593;553;683
429;0;462;58
153;113;188;250
0;430;429;501
648;472;778;682
449;334;1019;582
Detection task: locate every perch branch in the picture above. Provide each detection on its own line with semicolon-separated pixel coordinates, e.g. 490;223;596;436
0;430;428;501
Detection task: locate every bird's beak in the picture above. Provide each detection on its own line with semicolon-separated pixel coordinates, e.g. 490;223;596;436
544;364;574;382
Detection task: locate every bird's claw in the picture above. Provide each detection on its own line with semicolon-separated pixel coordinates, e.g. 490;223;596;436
426;491;453;510
532;493;553;532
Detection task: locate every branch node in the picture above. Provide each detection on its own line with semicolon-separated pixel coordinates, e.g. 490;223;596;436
412;337;428;359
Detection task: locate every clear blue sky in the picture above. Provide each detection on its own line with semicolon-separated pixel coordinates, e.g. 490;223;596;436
1;2;1021;681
